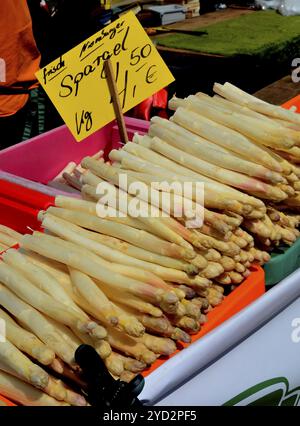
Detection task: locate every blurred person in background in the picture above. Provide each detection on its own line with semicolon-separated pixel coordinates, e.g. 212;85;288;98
0;0;41;150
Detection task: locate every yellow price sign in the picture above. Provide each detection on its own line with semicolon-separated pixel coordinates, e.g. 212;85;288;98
36;12;174;142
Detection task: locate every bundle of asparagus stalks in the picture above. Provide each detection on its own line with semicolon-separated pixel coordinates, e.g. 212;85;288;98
58;83;300;253
1;82;300;405
0;216;216;405
165;82;300;249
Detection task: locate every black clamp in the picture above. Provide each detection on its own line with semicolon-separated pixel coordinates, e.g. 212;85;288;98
75;344;145;408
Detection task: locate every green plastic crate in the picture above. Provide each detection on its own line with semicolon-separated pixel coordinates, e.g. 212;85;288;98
264;238;300;286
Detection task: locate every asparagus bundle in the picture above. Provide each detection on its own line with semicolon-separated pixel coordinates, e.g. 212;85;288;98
78;151;268;280
0;213;222;395
1;82;299;405
49;82;300;253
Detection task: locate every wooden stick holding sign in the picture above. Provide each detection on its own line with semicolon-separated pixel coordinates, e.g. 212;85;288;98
104;59;129;144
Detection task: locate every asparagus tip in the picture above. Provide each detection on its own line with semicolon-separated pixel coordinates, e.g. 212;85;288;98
86;322;107;340
125;360;147;373
185;264;199;275
30;371;49;390
141;350;157;365
70;394;89;406
109;316;119;326
172;327;191;343
124;321;145;338
162;291;179;305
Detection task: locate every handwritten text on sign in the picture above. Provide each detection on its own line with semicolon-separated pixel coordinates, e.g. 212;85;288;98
36;12;174;141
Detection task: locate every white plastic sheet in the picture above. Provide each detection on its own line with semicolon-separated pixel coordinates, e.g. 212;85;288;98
255;0;281;9
278;0;300;16
256;0;300;15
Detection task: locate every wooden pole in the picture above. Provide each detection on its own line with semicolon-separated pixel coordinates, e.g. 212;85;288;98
104;59;129;144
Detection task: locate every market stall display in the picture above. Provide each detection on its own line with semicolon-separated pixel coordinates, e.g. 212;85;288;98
0;83;299;406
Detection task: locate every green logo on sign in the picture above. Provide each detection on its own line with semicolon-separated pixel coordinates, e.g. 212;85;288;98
224;377;300;406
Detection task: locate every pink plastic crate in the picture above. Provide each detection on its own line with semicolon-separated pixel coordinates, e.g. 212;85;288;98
0;117;149;184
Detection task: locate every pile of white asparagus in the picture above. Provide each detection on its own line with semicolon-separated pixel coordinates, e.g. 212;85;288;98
54;83;300;252
0;217;219;406
1;82;300;406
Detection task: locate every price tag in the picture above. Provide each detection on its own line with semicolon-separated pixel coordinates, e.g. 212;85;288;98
36;12;174;142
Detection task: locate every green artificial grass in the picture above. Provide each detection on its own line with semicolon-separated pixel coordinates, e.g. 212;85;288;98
157;11;300;58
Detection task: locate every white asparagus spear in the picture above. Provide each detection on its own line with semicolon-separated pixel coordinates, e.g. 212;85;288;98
55;193;147;231
41;213;202;288
0;243;8;252
179;95;296;149
52;162;76;182
148;122;283;184
0;362;72;404
68;269;119;324
48;377;88;406
0;307;55;366
68;255;181;314
55;195;98;214
22;251;164;322
0;339;49;390
82;164;207;234
56;193;150;231
0;225;22;241
147;135;286;201
0;284;76;366
81;157;195;250
105;149;234;233
115;141;263;213
47;206;194;260
134;333;176;356
214;82;300;125
101;300;146;338
21;232;178;309
0;370;69;406
70;227;202;273
44;317;82;353
71;325;111;360
0;232;18;247
20;250;77;302
211;93;278;123
199;91;294;136
110;151;265;221
63;173;82;191
0;260;106;341
21;248;69;275
169;315;200;334
82;181;204;251
167;105;283;173
100;285;163;317
106;325;157;365
43;224;183;299
192;230;240;256
2;249;82;315
110;146;265;211
80;168;242;231
147;118;228;153
111;352;146;373
116;303;191;343
105;353;124;376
